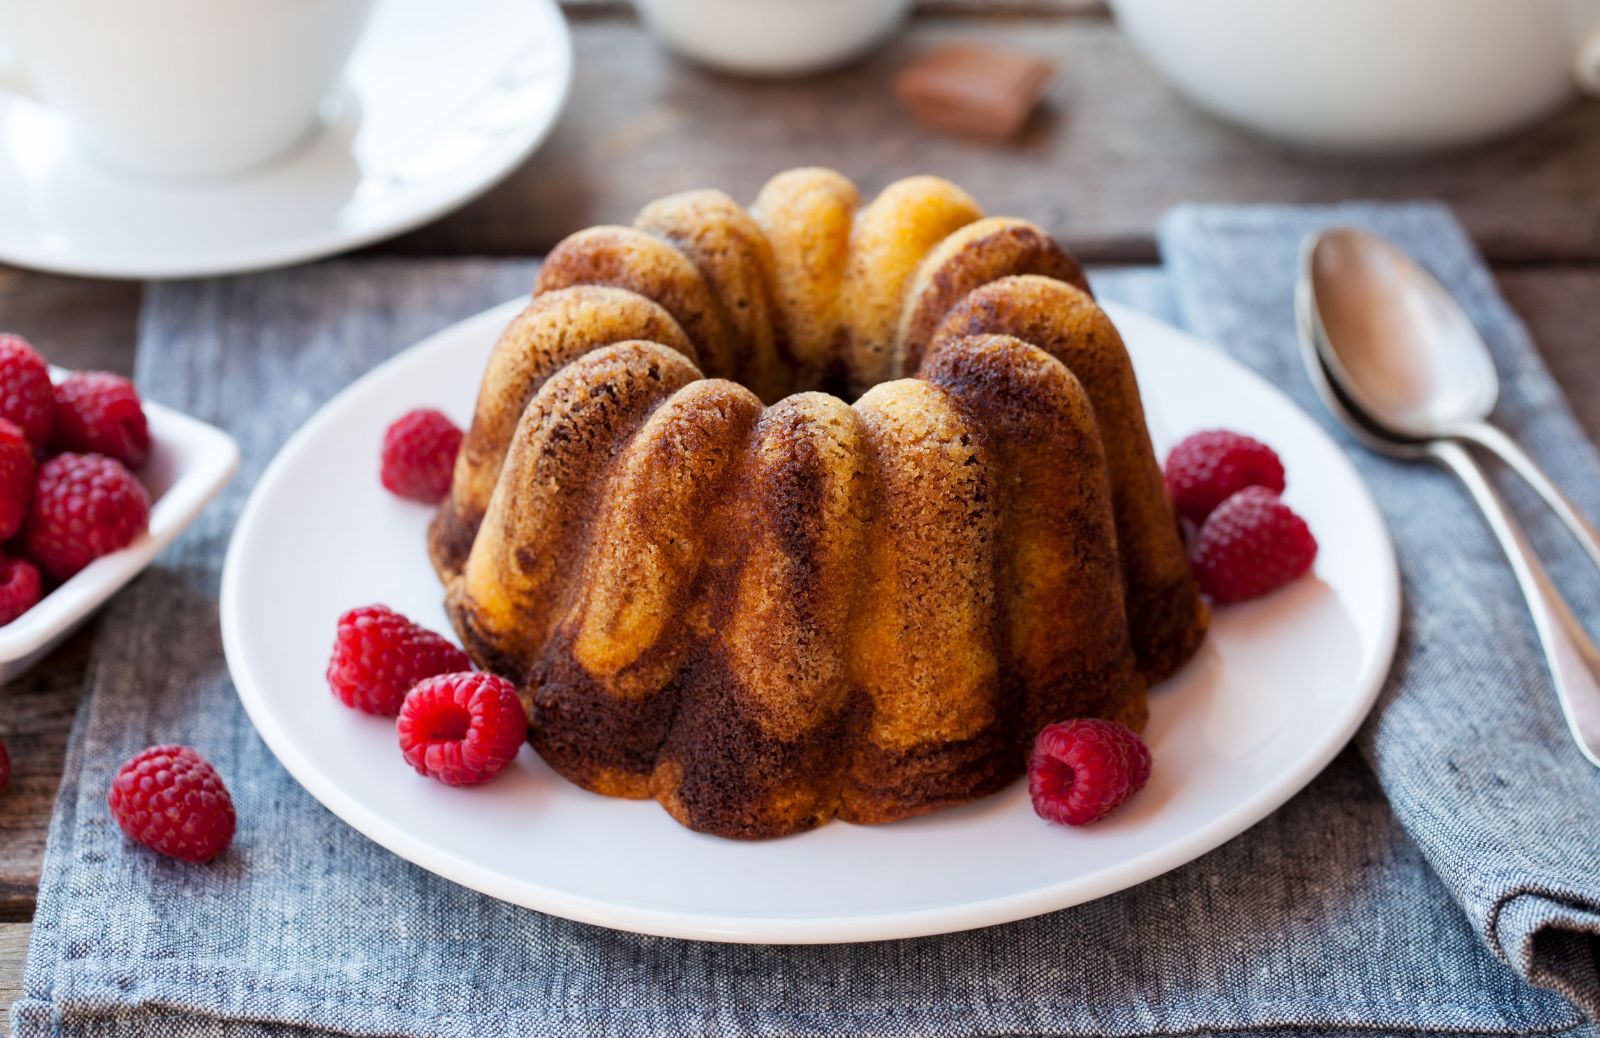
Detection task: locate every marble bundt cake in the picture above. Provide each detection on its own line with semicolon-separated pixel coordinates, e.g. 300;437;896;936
429;168;1206;839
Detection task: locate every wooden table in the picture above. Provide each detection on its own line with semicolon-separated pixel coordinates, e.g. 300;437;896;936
4;2;1600;1017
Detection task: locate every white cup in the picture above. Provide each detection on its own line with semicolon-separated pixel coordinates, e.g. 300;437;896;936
632;0;915;77
1106;0;1600;153
0;0;373;179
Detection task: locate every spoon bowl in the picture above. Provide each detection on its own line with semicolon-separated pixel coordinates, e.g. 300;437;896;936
1294;271;1429;461
1302;226;1600;574
1304;226;1498;441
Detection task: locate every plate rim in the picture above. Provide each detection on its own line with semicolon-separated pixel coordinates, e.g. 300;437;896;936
0;0;573;280
220;297;1401;944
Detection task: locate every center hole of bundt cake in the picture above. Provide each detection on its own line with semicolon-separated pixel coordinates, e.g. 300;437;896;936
699;324;916;404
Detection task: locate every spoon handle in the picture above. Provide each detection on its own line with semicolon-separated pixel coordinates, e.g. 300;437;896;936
1455;421;1600;576
1431;439;1600;766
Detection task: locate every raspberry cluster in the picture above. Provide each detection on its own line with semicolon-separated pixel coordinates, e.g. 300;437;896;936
105;400;493;864
328;604;525;787
0;334;154;624
1165;429;1318;604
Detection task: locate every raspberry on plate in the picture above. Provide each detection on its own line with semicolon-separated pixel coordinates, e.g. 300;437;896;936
381;408;462;504
52;371;151;469
1191;486;1318;604
1164;429;1286;524
1029;718;1152;827
327;604;472;716
0;554;41;625
24;452;151;580
107;745;235;862
398;671;526;786
0;334;56;447
0;418;35;541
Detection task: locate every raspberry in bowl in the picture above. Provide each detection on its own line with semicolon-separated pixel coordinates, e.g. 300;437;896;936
0;334;239;681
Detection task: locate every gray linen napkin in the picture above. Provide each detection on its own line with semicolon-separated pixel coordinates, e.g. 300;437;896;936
10;207;1599;1038
1160;204;1600;1012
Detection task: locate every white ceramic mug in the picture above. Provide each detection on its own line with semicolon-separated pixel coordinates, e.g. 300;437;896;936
0;0;373;178
1106;0;1600;153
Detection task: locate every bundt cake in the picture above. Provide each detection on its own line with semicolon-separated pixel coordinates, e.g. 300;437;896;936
429;168;1206;839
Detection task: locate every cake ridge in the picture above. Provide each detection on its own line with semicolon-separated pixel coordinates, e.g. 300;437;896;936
431;167;1206;839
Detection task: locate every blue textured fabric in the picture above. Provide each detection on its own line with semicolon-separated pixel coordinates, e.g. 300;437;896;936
10;205;1599;1037
1159;204;1600;1014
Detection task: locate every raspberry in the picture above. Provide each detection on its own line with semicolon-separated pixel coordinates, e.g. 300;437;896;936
0;418;35;541
107;745;235;862
1029;718;1152;826
24;453;150;580
52;371;150;468
397;671;526;786
1164;429;1286;524
327;604;472;716
1190;487;1318;604
0;334;55;447
380;408;462;503
0;555;41;625
0;737;9;794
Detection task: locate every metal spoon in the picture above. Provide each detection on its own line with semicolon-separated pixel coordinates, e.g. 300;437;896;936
1298;228;1600;767
1302;226;1600;572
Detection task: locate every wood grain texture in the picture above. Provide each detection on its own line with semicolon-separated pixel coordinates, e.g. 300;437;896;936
0;267;138;927
1500;269;1600;442
376;17;1600;264
1;922;26;1011
0;625;94;923
0;268;140;376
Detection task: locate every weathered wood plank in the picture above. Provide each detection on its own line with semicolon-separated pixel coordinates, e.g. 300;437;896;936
1;921;26;1015
0;626;95;923
0;268;139;924
379;18;1600;264
0;268;140;376
1500;268;1600;442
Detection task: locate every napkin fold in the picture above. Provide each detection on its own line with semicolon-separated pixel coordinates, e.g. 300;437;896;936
11;207;1599;1038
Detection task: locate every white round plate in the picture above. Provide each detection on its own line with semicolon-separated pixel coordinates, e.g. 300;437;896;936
221;299;1399;944
0;0;571;279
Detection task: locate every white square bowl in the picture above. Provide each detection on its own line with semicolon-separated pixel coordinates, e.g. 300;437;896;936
0;388;239;682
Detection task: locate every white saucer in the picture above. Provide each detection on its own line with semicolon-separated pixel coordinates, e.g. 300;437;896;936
220;300;1400;944
0;0;571;279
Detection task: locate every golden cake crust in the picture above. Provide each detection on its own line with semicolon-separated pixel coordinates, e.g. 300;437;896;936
448;340;702;681
749;168;860;392
435;168;1206;839
635;190;787;402
898;217;1092;373
429;286;698;581
534;226;738;380
928;275;1208;681
841;175;983;394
